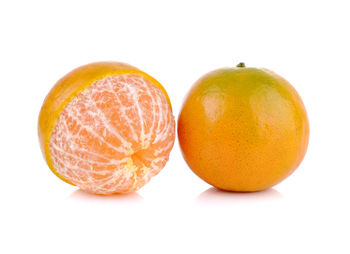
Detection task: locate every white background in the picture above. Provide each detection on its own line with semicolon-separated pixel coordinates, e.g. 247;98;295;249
1;0;349;253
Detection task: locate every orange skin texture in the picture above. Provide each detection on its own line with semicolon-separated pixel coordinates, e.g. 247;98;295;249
178;67;309;192
38;61;172;185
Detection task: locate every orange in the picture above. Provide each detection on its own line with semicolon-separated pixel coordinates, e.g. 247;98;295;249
38;62;175;194
178;63;309;192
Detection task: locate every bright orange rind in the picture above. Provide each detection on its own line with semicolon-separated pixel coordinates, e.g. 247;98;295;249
178;64;309;191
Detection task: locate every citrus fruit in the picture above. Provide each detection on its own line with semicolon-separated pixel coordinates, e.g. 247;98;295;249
178;63;309;192
38;62;175;194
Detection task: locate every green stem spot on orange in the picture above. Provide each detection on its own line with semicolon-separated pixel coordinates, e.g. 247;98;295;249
236;62;246;68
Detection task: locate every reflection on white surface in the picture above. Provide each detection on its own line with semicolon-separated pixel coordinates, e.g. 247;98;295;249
69;189;144;202
197;187;283;203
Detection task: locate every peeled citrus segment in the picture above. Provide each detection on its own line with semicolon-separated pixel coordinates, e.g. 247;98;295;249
40;63;175;195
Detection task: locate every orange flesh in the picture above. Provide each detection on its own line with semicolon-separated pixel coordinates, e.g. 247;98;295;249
49;74;175;194
49;74;174;194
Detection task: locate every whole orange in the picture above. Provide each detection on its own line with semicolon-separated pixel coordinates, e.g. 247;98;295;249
178;63;309;191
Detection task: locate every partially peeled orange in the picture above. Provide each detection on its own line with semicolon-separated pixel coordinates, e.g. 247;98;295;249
38;62;175;194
